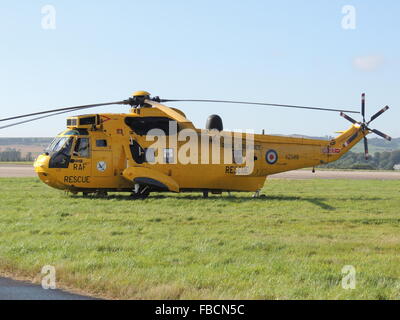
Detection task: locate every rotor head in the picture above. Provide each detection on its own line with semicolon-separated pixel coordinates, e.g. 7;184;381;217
132;91;151;99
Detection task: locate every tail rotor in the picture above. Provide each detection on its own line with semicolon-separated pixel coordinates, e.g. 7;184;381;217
340;93;392;160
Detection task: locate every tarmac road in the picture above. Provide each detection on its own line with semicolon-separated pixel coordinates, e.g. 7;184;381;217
0;164;37;178
0;277;96;300
1;164;399;180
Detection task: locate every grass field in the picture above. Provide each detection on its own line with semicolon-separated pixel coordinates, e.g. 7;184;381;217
0;177;399;300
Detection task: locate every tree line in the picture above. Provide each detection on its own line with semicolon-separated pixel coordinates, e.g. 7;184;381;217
320;150;400;170
0;148;35;162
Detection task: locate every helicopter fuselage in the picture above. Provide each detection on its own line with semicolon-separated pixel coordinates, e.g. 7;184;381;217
34;104;367;195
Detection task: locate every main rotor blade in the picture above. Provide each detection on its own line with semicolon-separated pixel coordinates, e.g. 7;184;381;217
0;101;125;123
144;100;190;122
369;106;389;123
361;93;366;122
371;129;392;141
364;137;369;160
0;106;97;130
340;112;359;124
160;99;360;114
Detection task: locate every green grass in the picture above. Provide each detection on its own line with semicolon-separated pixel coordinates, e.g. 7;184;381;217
0;178;400;300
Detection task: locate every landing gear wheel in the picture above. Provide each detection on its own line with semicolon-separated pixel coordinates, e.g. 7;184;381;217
252;190;261;198
203;191;209;198
131;185;150;200
96;191;108;198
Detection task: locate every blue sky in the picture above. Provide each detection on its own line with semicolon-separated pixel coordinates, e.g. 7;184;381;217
0;0;399;137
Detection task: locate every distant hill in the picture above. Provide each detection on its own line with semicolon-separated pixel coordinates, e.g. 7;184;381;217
351;137;400;153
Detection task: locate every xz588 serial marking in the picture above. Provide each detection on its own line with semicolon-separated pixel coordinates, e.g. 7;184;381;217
285;154;300;160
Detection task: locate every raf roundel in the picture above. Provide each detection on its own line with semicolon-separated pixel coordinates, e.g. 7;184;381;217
266;150;278;165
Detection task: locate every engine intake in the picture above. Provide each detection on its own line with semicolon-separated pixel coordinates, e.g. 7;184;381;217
206;114;223;131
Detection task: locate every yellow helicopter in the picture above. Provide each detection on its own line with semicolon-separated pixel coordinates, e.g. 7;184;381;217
0;91;391;198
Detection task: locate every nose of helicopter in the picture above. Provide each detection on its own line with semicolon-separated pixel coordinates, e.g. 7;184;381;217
34;154;50;179
34;154;49;171
33;154;62;189
34;154;70;190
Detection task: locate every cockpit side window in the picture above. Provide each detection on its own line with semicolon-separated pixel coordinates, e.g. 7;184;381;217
48;137;74;169
54;138;69;153
62;138;74;155
45;138;58;152
74;138;90;158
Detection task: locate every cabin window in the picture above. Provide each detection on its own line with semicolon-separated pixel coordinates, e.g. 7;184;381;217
125;117;179;136
74;138;90;158
96;139;108;147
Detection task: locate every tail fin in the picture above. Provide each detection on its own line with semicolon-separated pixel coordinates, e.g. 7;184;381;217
325;125;365;163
